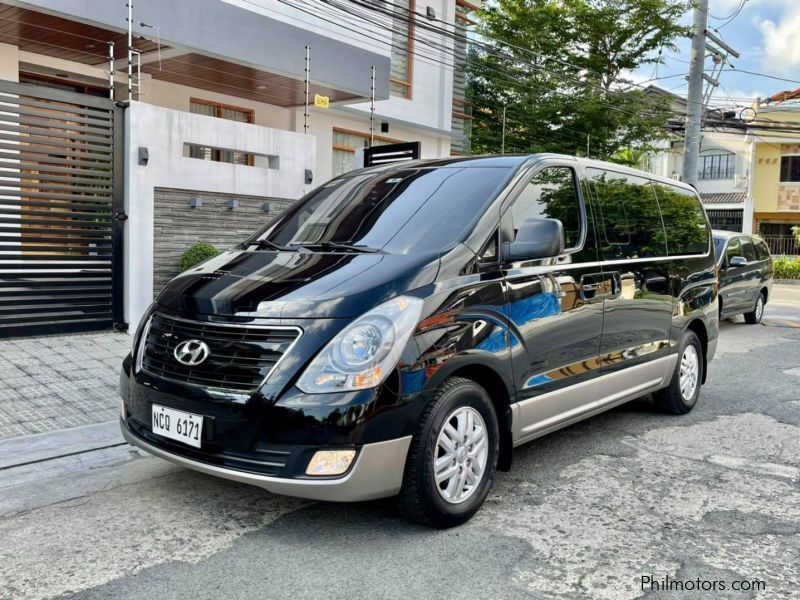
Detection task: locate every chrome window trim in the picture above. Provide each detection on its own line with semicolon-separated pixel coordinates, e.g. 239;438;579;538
504;251;714;278
137;312;303;395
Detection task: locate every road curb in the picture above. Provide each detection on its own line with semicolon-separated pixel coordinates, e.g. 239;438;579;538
0;420;123;471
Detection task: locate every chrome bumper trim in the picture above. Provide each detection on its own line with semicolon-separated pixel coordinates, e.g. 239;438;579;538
121;419;411;502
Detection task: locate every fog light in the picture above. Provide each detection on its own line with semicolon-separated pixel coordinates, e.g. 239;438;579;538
306;449;356;476
119;397;126;419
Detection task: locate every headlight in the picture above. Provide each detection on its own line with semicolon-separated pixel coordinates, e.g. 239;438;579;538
296;296;424;394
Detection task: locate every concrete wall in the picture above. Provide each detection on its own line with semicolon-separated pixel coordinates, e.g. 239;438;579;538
124;101;315;332
301;107;452;183
152;188;292;294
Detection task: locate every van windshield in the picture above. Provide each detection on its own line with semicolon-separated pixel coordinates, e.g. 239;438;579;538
248;167;513;254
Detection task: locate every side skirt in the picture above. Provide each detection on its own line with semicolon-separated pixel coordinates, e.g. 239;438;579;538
511;354;678;448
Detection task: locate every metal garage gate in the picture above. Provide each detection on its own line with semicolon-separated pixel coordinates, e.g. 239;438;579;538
0;79;123;338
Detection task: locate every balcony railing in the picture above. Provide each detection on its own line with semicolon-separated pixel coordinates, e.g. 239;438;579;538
761;235;799;256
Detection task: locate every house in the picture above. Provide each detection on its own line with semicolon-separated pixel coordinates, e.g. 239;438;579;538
743;89;800;255
642;86;749;232
0;0;480;338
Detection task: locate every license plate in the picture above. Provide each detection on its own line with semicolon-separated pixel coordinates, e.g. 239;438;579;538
151;404;203;449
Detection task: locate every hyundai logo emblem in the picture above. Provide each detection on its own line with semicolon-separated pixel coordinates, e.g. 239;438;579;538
174;339;210;366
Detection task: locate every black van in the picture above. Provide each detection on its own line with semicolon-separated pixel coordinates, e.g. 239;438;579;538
119;154;718;527
713;230;774;324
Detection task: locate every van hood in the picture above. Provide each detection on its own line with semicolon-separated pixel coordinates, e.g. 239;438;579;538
156;250;440;319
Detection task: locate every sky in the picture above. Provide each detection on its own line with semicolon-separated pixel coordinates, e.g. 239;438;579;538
631;0;800;108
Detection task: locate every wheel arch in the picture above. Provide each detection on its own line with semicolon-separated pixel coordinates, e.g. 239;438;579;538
686;318;709;384
447;364;514;472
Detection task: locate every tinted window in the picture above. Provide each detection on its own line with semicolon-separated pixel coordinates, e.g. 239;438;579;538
741;239;757;262
755;239;771;260
725;238;741;265
510;167;583;250
250;167;513;254
714;237;726;260
587;168;666;260
650;183;709;256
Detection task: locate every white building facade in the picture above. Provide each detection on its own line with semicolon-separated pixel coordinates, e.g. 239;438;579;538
0;0;478;337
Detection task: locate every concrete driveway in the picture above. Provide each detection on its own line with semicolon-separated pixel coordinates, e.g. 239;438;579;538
1;287;798;599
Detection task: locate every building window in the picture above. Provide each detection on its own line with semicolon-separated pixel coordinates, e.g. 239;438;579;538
780;156;800;182
332;128;400;177
698;153;735;180
189;99;254;165
390;0;414;98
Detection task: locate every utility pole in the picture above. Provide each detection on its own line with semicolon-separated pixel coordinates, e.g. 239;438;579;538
682;0;707;186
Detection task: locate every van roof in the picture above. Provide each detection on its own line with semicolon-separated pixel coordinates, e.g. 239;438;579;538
353;153;697;194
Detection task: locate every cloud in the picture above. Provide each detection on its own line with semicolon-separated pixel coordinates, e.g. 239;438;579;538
758;2;800;77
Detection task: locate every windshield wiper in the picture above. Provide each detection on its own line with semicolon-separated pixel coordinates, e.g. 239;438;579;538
290;241;380;253
249;239;294;251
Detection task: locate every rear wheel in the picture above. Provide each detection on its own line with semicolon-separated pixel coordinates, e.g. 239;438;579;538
654;330;703;415
398;377;499;528
744;293;765;324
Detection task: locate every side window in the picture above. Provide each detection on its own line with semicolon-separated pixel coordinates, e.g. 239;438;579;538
755;240;771;260
650;183;709;256
741;239;757;262
510;167;583;251
587;168;666;260
725;238;741;265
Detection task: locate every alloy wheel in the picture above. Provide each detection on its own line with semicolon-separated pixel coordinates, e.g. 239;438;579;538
433;406;488;504
679;344;699;402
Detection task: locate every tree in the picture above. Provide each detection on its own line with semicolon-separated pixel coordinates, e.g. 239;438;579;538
468;0;689;158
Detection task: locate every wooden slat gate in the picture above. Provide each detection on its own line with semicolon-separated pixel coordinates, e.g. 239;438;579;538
0;79;124;338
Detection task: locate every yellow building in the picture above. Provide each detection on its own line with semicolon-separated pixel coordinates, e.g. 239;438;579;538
746;92;800;254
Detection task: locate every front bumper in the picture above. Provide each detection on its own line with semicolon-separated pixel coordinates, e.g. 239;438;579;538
121;418;411;502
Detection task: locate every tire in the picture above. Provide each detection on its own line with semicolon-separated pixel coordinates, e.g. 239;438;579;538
654;330;704;415
744;292;765;324
398;377;499;528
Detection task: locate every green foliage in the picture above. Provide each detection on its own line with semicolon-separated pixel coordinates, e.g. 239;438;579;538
468;0;689;158
792;225;800;245
774;256;800;280
179;242;219;272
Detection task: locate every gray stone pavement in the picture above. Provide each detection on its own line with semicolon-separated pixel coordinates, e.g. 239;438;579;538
0;332;130;439
0;293;798;599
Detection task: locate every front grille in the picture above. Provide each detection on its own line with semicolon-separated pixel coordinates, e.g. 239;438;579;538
140;313;301;393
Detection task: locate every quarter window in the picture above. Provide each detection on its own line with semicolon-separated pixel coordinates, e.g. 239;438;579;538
650;183;709;256
741;239;757;262
780;156;800;182
587;169;666;260
510;167;583;251
755;240;771;260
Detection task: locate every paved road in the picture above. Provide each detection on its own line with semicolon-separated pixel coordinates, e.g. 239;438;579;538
1;290;799;599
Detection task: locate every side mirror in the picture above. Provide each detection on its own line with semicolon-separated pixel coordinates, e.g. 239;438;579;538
729;256;747;268
504;218;565;262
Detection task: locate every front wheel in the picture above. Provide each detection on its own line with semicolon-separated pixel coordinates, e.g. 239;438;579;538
398;377;499;528
654;330;704;415
744;293;765;324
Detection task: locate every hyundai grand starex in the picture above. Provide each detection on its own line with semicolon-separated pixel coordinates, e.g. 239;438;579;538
119;154;718;528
